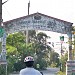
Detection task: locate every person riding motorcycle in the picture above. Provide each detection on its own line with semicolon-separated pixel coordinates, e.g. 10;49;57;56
20;56;42;75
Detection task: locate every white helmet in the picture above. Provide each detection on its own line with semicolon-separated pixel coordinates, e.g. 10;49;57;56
24;56;34;62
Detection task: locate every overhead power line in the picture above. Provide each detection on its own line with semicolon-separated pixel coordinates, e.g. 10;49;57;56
2;0;9;5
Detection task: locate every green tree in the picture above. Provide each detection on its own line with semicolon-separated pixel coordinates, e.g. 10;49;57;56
71;26;75;59
6;31;36;72
32;32;52;69
49;50;59;67
6;31;59;72
61;51;68;72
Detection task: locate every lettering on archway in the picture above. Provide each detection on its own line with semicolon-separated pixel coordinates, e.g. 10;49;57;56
3;12;73;60
4;12;72;34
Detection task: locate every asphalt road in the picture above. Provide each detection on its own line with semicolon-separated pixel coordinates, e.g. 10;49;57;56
10;68;59;75
40;68;59;75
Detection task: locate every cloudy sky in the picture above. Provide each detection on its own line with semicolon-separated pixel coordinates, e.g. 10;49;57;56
2;0;75;25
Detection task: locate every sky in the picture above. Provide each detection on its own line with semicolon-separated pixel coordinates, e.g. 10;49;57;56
2;0;74;54
2;0;75;24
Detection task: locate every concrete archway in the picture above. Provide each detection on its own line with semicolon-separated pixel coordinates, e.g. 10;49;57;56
3;12;73;60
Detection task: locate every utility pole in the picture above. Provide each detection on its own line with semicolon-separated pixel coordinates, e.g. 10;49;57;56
0;0;8;27
0;0;2;27
60;35;64;71
0;1;8;75
26;1;30;46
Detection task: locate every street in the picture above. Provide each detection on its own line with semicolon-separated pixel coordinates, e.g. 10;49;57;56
40;68;59;75
10;68;59;75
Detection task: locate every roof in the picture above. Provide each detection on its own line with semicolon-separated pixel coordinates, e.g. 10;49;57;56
3;12;73;25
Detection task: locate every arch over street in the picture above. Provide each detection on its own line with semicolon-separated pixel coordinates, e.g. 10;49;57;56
3;12;73;60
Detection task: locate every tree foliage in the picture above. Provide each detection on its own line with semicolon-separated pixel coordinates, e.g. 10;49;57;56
61;51;68;72
4;30;60;73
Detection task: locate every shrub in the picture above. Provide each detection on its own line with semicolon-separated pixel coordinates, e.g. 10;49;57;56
56;71;66;75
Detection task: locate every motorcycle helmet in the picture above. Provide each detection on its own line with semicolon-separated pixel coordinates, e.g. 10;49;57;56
24;56;34;62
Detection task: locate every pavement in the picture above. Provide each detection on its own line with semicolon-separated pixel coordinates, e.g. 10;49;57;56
9;68;60;75
40;68;59;75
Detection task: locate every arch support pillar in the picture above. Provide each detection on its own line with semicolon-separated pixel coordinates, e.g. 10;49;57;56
67;32;72;60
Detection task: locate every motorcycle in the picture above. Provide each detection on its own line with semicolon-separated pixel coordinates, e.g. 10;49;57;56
40;71;43;75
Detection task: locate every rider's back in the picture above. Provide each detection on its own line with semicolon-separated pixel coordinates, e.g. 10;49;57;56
20;67;42;75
